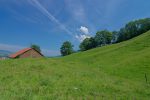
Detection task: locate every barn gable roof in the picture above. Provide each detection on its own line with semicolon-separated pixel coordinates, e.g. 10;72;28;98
9;48;44;58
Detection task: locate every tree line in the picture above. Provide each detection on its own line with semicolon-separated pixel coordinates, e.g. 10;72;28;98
60;18;150;56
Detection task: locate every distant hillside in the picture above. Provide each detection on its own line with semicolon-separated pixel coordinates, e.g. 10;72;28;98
0;50;12;57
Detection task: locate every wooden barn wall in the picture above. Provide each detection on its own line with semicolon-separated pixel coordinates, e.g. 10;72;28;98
19;49;43;58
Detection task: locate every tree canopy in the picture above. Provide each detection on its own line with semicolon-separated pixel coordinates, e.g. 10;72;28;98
94;30;112;47
60;18;150;53
117;18;150;42
60;41;74;56
30;44;41;53
79;30;112;51
79;37;96;51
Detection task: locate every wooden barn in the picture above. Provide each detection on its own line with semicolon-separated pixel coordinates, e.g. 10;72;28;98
9;48;44;59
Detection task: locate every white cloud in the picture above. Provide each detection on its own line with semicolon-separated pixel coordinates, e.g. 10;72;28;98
75;34;90;42
75;26;91;42
0;43;60;57
79;26;89;34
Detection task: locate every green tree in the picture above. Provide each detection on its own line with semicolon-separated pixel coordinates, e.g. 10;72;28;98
30;44;41;53
79;37;97;51
111;31;118;43
117;18;150;42
117;28;126;42
60;41;74;56
94;30;112;47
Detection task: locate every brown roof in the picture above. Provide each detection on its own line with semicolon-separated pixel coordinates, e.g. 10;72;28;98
9;48;43;58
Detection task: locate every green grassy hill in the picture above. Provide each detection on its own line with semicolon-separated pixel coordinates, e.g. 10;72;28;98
0;31;150;99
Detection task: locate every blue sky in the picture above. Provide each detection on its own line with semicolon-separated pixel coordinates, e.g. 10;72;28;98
0;0;149;56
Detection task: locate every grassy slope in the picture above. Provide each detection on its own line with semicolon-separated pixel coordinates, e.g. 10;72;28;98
0;31;150;99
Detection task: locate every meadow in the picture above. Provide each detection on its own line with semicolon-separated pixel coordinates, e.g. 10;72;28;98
0;31;150;99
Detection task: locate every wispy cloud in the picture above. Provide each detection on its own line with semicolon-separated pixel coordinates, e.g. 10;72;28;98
9;8;38;24
64;0;98;38
104;0;125;20
0;43;60;56
2;0;47;25
65;0;87;24
9;0;92;42
0;43;24;52
28;0;74;37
